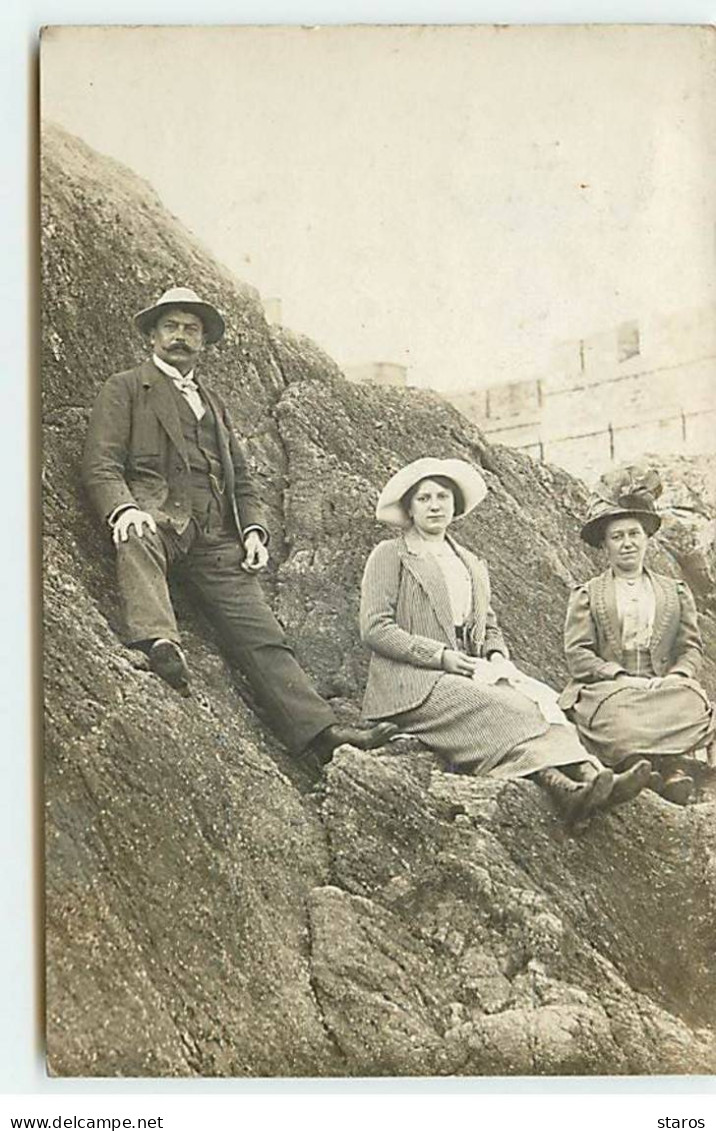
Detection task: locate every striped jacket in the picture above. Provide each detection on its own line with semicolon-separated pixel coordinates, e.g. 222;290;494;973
558;568;703;711
360;532;508;721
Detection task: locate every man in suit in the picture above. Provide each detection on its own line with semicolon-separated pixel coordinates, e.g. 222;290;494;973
82;286;394;765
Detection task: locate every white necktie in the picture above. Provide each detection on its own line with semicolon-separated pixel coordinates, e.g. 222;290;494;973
173;375;205;420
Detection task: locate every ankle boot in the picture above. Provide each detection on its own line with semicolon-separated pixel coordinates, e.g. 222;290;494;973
533;766;613;822
608;758;651;807
622;756;663;795
661;769;693;806
658;756;694;806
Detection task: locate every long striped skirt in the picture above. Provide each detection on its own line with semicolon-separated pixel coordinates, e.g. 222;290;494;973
391;672;597;778
568;675;714;769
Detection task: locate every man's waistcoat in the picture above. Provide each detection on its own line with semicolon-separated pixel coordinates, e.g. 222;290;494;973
82;359;266;536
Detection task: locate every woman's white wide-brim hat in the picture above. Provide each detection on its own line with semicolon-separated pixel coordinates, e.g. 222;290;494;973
134;286;225;344
376;457;488;528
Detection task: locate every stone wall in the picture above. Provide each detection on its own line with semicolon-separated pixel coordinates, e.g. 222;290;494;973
448;308;716;482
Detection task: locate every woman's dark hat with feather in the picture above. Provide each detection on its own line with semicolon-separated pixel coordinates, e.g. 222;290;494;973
580;463;662;548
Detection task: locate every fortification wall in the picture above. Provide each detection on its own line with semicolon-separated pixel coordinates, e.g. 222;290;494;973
447;307;716;482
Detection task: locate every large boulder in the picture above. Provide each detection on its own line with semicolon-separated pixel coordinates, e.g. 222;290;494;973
41;121;716;1077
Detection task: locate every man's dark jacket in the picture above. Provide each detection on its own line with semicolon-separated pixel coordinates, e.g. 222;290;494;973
82;359;266;537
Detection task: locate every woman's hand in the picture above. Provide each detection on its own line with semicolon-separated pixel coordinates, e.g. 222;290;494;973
442;649;479;677
484;655;515;678
614;673;651;688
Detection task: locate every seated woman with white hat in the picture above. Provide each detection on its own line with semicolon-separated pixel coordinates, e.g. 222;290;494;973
360;457;651;822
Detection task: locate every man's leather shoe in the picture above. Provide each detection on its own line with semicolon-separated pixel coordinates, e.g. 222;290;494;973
309;721;399;765
149;638;191;697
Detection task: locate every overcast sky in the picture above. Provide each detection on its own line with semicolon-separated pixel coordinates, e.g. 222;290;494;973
41;24;716;390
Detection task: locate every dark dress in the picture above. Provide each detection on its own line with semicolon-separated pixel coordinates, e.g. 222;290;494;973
558;568;714;766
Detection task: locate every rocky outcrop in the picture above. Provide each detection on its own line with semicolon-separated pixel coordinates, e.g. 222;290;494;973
651;453;716;613
41;121;716;1077
315;750;716;1076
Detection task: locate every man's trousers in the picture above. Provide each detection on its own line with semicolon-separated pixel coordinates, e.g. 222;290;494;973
115;519;336;755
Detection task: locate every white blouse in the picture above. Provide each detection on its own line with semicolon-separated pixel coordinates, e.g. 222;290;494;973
614;573;656;650
421;540;473;626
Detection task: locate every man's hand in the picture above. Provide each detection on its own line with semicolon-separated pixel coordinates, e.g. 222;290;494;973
442;649;479;677
241;530;269;573
112;507;157;546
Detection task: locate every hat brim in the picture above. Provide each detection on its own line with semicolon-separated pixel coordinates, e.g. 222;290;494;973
581;509;661;548
376;458;488;528
134;301;225;345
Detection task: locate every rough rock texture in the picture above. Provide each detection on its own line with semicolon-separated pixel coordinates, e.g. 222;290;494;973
651;454;716;612
41;121;716;1077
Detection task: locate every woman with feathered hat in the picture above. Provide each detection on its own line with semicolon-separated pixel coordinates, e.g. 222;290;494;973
558;464;715;805
360;458;652;822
